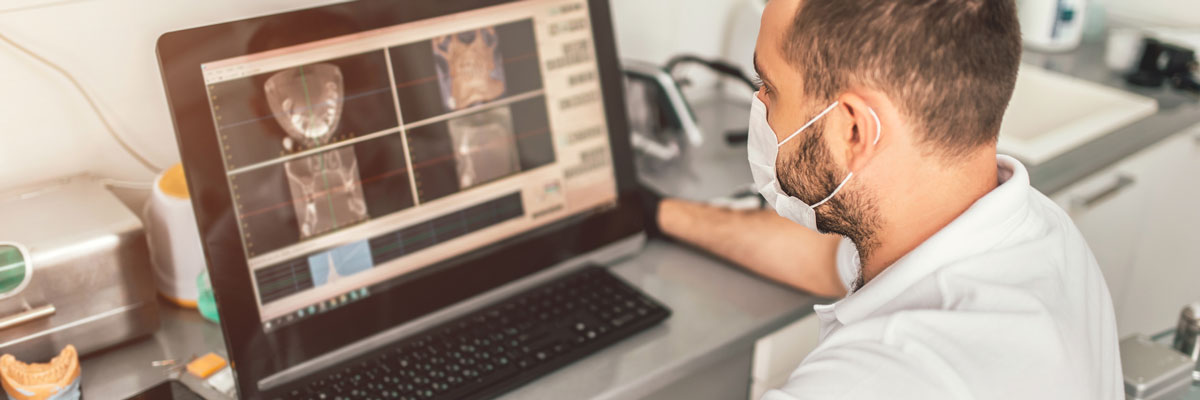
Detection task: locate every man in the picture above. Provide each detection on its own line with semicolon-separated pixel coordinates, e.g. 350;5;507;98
644;0;1123;398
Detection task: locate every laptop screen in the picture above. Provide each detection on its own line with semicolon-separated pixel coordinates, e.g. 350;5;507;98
158;0;640;395
196;0;617;332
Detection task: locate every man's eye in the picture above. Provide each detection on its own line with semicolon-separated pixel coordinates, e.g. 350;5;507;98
752;77;765;91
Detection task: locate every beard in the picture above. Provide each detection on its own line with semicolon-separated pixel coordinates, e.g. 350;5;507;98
777;119;882;289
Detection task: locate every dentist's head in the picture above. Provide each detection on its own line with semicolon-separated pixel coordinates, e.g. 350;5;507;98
749;0;1022;287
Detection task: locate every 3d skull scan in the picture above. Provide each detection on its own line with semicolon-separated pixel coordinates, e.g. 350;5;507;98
433;27;507;111
264;63;368;238
448;107;521;189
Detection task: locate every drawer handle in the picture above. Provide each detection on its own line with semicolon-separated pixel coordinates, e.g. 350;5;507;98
0;304;55;331
1073;174;1136;210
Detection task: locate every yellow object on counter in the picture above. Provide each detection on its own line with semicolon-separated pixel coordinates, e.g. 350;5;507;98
158;163;190;199
187;353;228;379
0;345;80;400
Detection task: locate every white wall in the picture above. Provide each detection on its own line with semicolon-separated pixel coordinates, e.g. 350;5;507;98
1102;0;1200;28
0;0;351;189
0;0;752;191
610;0;761;98
610;0;752;64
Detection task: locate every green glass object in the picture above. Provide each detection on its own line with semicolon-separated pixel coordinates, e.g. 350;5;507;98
0;245;29;297
196;270;220;323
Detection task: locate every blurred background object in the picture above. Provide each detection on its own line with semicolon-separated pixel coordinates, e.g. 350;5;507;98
0;178;158;362
143;164;205;310
1017;0;1090;52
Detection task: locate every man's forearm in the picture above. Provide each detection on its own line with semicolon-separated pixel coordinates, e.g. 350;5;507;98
658;198;846;297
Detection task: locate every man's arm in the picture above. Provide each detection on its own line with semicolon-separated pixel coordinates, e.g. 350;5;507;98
657;198;846;298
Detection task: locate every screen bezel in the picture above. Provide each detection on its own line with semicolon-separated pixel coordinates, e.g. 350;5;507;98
155;0;641;397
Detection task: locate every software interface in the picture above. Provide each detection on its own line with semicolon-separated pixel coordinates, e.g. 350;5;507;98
199;0;617;331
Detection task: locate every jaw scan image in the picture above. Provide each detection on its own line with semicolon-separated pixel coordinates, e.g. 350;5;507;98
264;64;344;150
264;63;368;238
433;27;507;111
448;107;521;189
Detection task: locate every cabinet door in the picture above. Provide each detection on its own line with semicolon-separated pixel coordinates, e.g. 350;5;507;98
750;313;821;399
1051;157;1151;337
1123;129;1200;335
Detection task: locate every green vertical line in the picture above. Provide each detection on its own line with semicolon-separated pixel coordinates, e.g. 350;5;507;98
299;66;340;230
319;153;339;229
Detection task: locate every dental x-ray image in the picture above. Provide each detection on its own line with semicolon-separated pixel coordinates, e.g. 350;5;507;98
448;107;521;189
264;63;344;152
433;27;507;111
284;148;368;239
208;50;396;170
389;19;541;124
264;63;369;239
229;131;416;257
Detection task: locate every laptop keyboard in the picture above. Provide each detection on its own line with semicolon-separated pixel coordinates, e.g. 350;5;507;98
286;266;671;400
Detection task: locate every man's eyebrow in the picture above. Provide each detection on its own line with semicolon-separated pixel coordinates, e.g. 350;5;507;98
752;52;770;86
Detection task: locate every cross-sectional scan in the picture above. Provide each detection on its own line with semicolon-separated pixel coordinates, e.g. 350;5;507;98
284;148;368;238
264;63;345;151
433;27;507;111
390;20;541;124
448;107;521;189
264;63;369;238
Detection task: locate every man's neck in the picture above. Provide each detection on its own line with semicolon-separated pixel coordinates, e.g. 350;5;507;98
857;151;1000;286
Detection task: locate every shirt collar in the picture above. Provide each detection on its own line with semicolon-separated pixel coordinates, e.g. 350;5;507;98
828;155;1032;325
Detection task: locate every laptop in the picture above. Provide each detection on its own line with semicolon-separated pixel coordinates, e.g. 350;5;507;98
155;0;669;398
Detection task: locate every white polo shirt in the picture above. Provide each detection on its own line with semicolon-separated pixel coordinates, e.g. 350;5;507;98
763;155;1123;400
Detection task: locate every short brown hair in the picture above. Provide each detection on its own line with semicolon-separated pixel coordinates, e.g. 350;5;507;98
782;0;1021;158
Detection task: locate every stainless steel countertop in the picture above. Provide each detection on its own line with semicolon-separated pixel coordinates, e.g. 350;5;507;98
80;301;228;399
1021;38;1200;196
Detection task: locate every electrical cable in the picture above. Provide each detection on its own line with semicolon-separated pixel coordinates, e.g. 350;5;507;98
99;178;154;191
662;54;760;146
0;29;162;173
664;54;758;92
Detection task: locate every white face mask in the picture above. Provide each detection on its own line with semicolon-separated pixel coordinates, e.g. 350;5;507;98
747;95;880;230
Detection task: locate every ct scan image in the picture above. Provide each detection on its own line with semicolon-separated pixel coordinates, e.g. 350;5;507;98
433;27;507;112
263;63;344;152
284;147;368;239
261;61;371;239
208;50;396;170
390;19;541;124
447;106;521;189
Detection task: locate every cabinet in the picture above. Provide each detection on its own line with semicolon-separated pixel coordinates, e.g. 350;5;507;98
1122;130;1200;334
1050;141;1159;336
749;313;821;399
1052;127;1200;336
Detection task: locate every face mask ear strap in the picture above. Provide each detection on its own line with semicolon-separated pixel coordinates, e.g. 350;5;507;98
812;107;881;209
811;172;853;208
778;101;841;147
868;107;882;145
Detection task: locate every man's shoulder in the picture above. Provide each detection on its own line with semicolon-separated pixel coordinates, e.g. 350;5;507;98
773;308;1110;400
763;338;969;400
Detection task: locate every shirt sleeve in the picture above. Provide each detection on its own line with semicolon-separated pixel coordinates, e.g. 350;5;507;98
835;237;859;292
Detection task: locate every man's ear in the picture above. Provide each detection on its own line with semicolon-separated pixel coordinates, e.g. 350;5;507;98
835;92;883;173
